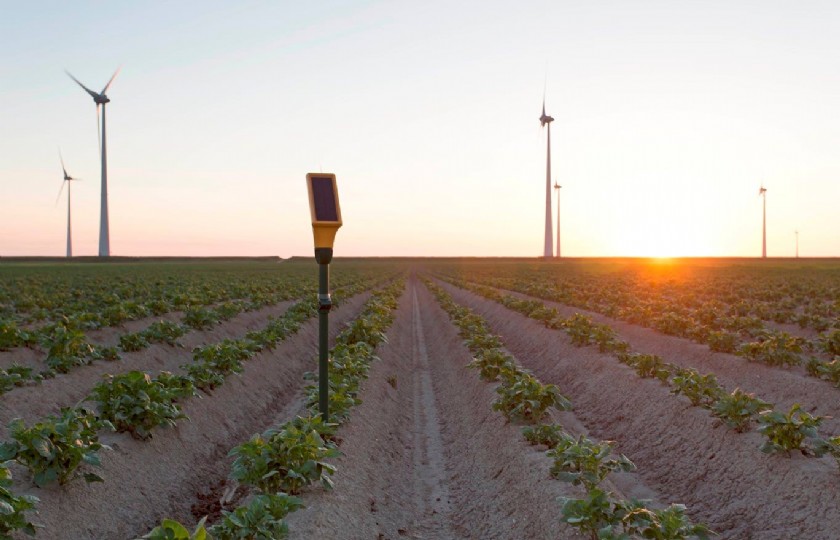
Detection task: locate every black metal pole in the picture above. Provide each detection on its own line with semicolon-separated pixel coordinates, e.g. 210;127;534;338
315;248;333;421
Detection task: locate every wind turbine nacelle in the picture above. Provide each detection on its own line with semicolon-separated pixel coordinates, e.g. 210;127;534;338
95;95;110;104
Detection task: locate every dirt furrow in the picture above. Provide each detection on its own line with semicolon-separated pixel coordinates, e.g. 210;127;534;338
440;279;840;540
8;293;369;540
409;286;454;535
288;277;576;539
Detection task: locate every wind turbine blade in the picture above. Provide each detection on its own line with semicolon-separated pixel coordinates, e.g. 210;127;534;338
65;70;99;99
101;66;121;95
58;147;68;177
542;74;547;117
55;181;66;207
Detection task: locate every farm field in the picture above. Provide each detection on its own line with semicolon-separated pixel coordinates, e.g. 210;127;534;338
0;258;838;539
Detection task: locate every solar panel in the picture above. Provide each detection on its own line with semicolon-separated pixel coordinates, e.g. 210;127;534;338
311;176;338;222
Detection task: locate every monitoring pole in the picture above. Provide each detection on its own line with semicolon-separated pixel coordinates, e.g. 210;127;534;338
307;173;343;422
316;247;331;419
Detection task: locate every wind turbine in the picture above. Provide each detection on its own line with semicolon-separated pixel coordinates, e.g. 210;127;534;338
540;98;554;258
554;181;562;258
66;67;120;257
795;230;799;258
57;150;80;258
759;185;767;258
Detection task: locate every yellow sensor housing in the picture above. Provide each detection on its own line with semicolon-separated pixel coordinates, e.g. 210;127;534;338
306;173;342;249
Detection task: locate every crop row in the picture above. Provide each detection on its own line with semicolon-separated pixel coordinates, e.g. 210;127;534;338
139;278;405;540
423;278;711;539
0;273;386;537
0;262;319;332
0;291;311;396
450;269;839;387
0;267;398;397
441;277;840;466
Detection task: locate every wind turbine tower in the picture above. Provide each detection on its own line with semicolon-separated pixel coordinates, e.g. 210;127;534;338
57;151;79;257
540;100;554;258
554;181;561;258
759;185;767;258
66;68;120;257
795;230;799;258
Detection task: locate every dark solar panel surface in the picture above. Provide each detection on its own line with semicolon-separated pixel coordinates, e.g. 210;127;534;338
312;177;338;221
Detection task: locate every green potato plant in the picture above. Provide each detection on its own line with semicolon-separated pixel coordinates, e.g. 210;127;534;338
813;436;840;472
0;407;111;487
0;461;39;538
141;517;208;540
565;314;597;346
559;487;625;540
521;423;565;447
737;333;803;367
492;371;571;423
43;324;97;373
707;330;739;353
0;365;34;394
711;388;772;432
806;358;840;387
182;307;220;330
670;368;722;407
89;371;194;439
468;348;517;382
210;493;303;540
547;433;635;489
228;417;338;495
621;502;712;540
757;403;824;454
0;320;34;351
623;353;671;383
144;320;188;345
119;332;150;352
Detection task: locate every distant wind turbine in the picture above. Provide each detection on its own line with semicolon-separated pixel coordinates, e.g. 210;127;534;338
759;185;767;258
554;181;562;258
795;230;799;258
66;67;120;257
540;97;554;258
57;150;80;258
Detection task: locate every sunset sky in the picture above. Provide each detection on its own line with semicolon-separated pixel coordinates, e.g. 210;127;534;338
1;1;838;257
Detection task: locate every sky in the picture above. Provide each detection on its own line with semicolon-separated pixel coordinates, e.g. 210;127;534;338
1;0;838;258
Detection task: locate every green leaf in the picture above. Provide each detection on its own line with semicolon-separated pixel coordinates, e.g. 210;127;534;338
0;500;14;516
83;472;105;483
30;437;54;459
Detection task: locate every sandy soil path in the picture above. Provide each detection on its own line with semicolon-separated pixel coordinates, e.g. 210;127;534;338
440;279;840;540
288;277;577;539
